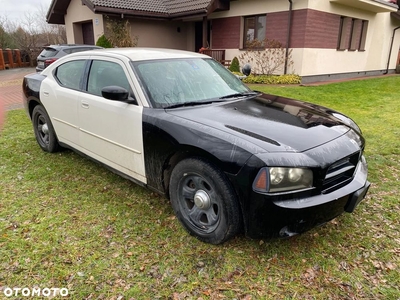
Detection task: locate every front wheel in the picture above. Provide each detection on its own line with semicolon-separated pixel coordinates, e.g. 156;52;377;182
169;158;241;244
32;105;60;153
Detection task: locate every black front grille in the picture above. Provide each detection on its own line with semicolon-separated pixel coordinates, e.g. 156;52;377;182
322;152;360;194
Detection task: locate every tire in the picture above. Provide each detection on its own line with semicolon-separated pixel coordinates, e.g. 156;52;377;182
169;158;241;244
32;105;60;153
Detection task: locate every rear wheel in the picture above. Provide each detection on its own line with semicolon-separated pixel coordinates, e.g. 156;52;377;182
32;105;60;153
169;158;241;244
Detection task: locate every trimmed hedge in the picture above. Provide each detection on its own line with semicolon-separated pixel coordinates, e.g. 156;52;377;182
242;74;302;85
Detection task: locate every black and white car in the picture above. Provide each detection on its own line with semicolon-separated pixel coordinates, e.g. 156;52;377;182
23;48;370;244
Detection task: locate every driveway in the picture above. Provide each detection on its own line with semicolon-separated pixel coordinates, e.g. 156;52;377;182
0;67;36;111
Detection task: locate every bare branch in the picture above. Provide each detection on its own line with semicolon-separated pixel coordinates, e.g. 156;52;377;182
1;5;66;66
238;39;294;75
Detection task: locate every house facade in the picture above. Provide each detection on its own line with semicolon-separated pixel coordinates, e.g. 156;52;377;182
47;0;400;83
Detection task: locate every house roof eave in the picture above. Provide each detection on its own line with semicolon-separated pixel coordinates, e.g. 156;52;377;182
390;11;400;21
92;5;212;20
207;0;230;15
92;6;170;19
46;0;71;24
169;9;209;20
46;0;222;24
81;0;96;11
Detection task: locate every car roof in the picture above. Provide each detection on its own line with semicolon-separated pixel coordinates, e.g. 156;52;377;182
45;44;102;50
67;47;207;62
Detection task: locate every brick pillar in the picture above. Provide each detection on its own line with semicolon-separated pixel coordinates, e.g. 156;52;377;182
14;49;22;67
6;49;14;68
0;49;5;70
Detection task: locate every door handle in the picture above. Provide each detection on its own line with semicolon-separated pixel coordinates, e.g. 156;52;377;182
81;102;89;109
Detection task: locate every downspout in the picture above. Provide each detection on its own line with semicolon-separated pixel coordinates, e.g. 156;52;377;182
384;25;400;74
284;0;293;74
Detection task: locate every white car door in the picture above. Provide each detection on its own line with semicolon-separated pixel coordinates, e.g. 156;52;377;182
78;58;146;183
40;60;86;147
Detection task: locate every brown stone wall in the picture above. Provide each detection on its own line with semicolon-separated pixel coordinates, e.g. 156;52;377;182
211;9;342;50
291;9;341;49
266;11;290;46
268;9;342;49
211;16;241;49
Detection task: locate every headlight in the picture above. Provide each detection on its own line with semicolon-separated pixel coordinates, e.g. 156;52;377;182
253;167;313;193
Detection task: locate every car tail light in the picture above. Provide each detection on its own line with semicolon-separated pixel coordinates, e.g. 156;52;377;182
45;58;58;67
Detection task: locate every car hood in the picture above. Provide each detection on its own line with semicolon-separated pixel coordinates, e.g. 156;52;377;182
165;93;352;153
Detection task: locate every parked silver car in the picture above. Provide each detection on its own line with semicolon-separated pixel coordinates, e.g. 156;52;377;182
36;44;102;72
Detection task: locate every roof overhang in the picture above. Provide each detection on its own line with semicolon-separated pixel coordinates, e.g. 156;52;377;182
391;10;400;20
330;0;398;13
46;0;71;24
89;6;171;19
208;0;230;14
46;0;229;24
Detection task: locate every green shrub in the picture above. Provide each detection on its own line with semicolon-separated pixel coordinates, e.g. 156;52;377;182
96;34;113;48
242;74;301;85
229;57;240;73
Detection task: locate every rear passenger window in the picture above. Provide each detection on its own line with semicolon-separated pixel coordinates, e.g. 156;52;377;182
54;60;86;90
87;60;131;97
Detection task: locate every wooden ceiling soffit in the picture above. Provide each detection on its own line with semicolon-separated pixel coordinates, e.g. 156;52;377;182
81;0;95;11
47;0;71;24
208;0;230;14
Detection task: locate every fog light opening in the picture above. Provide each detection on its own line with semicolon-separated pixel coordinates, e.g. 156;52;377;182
279;226;298;237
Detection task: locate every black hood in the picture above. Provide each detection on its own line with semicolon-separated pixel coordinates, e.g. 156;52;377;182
166;93;351;153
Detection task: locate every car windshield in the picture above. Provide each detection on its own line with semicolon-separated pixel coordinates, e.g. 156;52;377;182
132;58;252;108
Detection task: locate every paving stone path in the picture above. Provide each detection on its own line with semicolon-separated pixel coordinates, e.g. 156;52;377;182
0;68;36;111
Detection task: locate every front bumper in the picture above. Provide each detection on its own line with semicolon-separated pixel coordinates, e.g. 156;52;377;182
236;154;370;239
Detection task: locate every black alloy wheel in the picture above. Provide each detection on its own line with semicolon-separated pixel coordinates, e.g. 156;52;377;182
32;105;60;153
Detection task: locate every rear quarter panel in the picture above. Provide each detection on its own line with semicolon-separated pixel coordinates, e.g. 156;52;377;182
22;73;46;118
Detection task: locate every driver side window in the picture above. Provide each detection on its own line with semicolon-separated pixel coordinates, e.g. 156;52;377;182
87;60;131;97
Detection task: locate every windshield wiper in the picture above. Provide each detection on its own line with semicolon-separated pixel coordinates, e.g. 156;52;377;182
219;91;259;100
164;100;225;109
163;92;259;109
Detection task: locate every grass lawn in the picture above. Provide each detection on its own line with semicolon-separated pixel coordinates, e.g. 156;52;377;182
1;77;399;299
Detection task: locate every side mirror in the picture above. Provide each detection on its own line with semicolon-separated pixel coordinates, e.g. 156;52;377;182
242;64;251;76
102;86;129;101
